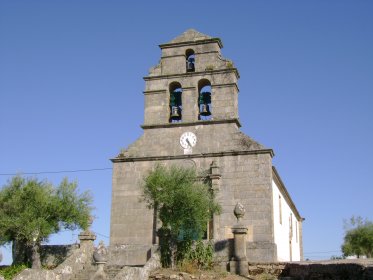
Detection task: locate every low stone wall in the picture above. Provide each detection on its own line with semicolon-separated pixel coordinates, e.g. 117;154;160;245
149;259;373;280
14;236;95;280
247;262;285;278
246;259;373;279
283;259;373;279
40;244;79;268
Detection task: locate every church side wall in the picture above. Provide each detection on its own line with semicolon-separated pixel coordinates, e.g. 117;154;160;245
272;180;301;261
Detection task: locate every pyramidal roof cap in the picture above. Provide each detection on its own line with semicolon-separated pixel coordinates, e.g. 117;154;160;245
160;29;223;48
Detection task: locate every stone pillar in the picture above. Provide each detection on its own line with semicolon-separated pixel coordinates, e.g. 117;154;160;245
209;161;221;239
209;161;221;192
230;203;248;276
79;217;96;254
182;86;198;122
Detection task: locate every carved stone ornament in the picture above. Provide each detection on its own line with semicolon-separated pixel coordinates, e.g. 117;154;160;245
234;202;245;223
93;240;108;263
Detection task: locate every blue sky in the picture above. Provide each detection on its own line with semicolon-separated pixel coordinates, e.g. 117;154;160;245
1;1;372;264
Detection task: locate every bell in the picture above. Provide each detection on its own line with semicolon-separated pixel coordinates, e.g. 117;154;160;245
170;106;180;118
187;61;195;72
200;104;210;116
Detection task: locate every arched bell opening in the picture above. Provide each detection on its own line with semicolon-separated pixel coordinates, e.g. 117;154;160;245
169;82;183;123
198;79;212;120
186;49;195;72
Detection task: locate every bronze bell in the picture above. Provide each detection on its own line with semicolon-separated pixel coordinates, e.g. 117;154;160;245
200;104;210;116
170;106;180;118
187;61;195;72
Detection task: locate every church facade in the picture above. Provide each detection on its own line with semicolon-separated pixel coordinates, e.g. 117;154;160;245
110;29;303;265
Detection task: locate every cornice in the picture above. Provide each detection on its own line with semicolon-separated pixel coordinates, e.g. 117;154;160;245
111;149;274;163
143;89;167;95
212;83;239;92
143;83;238;95
144;68;240;81
161;50;219;59
141;118;241;129
159;38;223;49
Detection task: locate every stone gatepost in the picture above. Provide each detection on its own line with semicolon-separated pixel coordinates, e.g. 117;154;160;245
78;217;96;254
230;203;248;276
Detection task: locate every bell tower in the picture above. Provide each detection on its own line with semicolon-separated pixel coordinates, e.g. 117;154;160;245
143;29;239;127
110;29;303;266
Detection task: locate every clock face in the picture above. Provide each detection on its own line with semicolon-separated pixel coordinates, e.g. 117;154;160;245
180;132;197;149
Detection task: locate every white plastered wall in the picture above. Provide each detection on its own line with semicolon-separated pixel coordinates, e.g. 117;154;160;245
272;180;301;261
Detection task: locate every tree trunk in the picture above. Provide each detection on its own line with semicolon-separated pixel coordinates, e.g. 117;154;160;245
12;240;28;265
31;242;41;269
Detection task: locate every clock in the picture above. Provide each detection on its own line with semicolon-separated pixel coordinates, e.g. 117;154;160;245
180;132;197;149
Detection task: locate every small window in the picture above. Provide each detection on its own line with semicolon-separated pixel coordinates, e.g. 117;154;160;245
186;49;195;72
169;82;182;123
198;79;212;120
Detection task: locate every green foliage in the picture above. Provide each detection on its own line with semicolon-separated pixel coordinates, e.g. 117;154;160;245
0;264;28;280
0;176;92;265
184;241;214;269
342;216;373;258
143;164;221;267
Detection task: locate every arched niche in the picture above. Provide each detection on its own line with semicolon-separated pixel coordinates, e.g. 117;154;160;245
186;49;195;72
198;79;212;120
169;82;183;123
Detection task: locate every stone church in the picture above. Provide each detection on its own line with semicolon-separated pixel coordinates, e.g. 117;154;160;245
109;29;303;265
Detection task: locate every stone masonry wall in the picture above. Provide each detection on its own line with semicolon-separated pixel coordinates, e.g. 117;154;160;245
148;260;373;280
111;131;276;264
143;71;239;125
40;244;79;268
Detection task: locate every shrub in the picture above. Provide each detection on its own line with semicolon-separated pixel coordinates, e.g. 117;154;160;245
0;264;28;280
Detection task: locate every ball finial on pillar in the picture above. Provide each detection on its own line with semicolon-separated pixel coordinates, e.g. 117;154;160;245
231;202;248;276
234;202;245;223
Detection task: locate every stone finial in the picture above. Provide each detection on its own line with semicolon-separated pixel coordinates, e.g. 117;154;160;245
234;202;245;223
93;241;108;263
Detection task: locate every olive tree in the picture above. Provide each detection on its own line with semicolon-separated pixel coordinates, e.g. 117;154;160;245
0;176;92;268
142;164;221;267
342;216;373;258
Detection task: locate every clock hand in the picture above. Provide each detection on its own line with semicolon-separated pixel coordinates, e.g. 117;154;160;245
186;138;192;147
